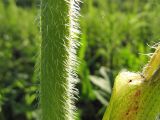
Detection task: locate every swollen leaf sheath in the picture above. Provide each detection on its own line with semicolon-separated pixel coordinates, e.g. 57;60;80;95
103;45;160;120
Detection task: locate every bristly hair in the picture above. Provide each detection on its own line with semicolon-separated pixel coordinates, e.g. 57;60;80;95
65;0;81;119
142;43;160;81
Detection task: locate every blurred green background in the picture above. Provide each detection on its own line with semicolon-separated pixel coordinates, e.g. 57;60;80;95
0;0;160;120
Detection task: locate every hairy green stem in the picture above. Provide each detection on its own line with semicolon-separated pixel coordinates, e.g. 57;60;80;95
143;46;160;81
41;0;80;120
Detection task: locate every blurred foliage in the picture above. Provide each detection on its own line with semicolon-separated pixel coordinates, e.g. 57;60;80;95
78;0;160;119
0;0;40;120
0;0;160;120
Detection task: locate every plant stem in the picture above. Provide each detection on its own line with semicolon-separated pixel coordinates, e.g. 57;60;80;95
103;45;160;120
143;45;160;81
41;0;80;120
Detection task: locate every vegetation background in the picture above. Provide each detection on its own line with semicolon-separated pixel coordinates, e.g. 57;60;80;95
0;0;160;120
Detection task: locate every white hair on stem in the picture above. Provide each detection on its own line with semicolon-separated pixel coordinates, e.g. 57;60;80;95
65;0;81;119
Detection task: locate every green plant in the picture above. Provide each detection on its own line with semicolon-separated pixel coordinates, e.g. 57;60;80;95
41;0;80;120
78;0;160;119
103;45;160;120
0;0;39;119
1;0;160;119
